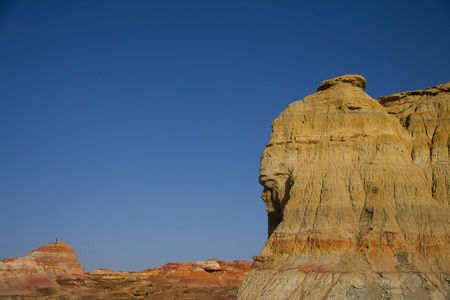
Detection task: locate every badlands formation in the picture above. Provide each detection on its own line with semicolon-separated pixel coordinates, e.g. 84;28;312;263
0;242;85;295
237;75;450;299
0;241;251;299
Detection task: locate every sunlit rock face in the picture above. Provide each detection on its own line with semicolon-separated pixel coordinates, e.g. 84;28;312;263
237;75;450;300
0;242;85;295
138;259;252;287
26;241;86;280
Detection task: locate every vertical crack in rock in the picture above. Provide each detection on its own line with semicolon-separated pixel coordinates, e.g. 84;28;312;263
237;75;450;300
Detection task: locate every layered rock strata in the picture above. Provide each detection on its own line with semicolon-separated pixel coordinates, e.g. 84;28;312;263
26;241;86;280
0;249;251;299
88;258;251;287
0;242;85;295
237;75;450;299
72;259;252;299
138;258;252;287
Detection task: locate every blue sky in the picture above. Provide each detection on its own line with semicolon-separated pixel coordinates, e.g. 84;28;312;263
0;0;449;272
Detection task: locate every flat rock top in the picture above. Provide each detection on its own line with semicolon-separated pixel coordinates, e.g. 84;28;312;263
317;74;366;91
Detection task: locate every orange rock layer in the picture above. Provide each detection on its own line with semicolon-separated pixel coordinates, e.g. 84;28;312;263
260;232;449;257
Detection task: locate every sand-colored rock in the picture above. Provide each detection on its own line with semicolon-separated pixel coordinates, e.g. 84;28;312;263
0;256;55;295
237;75;450;299
378;82;450;207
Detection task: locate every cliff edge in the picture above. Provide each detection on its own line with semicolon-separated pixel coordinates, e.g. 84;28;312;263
237;75;450;300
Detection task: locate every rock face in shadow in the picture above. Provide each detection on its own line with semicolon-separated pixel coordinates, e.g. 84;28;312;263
237;75;450;300
0;242;85;295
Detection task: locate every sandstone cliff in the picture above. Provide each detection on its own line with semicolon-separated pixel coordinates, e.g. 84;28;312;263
237;75;450;300
0;242;85;295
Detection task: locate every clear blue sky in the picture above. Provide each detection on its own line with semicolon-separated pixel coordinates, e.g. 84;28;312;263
1;0;449;272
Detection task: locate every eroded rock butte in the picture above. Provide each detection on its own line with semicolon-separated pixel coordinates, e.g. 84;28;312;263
0;242;85;295
237;75;450;300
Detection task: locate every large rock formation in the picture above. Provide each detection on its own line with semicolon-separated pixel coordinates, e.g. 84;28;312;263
237;75;450;299
0;241;85;295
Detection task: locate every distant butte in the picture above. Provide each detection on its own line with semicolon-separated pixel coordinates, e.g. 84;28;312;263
0;242;85;295
237;75;450;299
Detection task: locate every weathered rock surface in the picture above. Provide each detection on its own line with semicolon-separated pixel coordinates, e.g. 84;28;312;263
26;242;86;280
237;75;450;299
0;242;85;295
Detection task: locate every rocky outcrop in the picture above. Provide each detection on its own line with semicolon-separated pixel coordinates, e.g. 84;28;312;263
80;259;252;299
138;258;252;288
26;241;86;280
0;239;251;299
88;259;251;288
0;242;85;295
0;252;251;299
237;75;450;299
